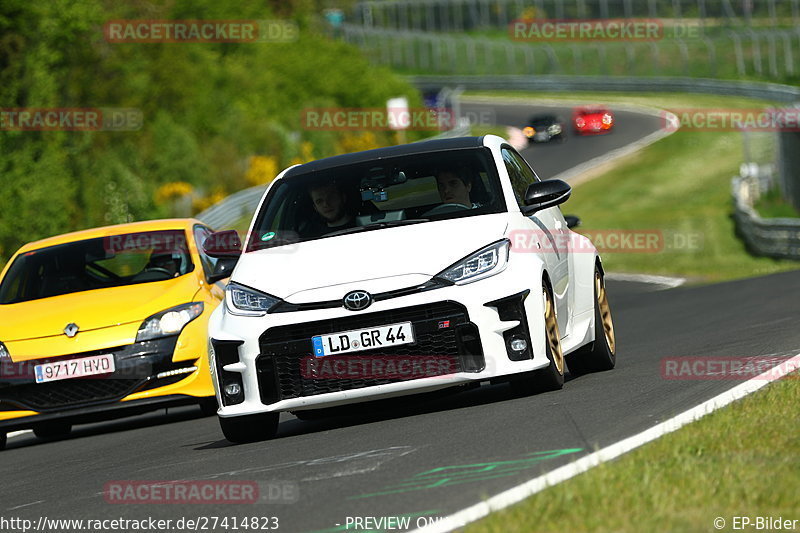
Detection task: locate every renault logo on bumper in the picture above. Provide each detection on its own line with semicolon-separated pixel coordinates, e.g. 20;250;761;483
343;290;372;311
64;323;80;338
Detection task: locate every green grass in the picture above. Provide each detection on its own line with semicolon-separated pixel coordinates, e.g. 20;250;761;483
468;374;800;533
471;125;513;138
565;127;800;282
468;92;800;282
754;188;800;219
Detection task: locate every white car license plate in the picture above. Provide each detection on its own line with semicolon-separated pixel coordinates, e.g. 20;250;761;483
35;354;115;384
312;322;414;357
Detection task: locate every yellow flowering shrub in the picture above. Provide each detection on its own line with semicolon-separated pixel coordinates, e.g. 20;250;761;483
155;181;194;205
336;132;380;155
244;155;279;186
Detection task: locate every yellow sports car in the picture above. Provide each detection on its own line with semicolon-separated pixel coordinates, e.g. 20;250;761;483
0;219;227;449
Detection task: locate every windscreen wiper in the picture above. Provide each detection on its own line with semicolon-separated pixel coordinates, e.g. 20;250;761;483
325;218;430;237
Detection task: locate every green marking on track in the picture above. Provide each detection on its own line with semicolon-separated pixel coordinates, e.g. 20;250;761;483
351;448;583;499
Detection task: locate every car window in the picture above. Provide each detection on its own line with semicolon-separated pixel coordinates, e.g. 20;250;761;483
501;146;540;209
247;147;506;251
0;229;194;304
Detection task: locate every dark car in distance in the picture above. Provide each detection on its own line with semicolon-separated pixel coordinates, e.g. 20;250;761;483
523;114;567;144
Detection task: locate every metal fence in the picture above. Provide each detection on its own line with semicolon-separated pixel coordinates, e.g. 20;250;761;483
341;24;800;79
354;0;800;31
196;185;266;231
732;174;800;259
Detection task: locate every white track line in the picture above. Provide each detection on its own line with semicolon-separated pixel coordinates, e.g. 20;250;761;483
412;352;800;533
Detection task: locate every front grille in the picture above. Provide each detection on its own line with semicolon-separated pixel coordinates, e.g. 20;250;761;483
257;302;483;402
1;378;143;411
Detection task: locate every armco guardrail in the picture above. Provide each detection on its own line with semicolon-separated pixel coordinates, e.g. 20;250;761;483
732;175;800;260
406;75;800;103
196;185;266;230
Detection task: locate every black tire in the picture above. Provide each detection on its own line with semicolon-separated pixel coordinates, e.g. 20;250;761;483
566;266;616;375
219;412;279;444
511;285;565;394
33;421;72;440
199;397;219;417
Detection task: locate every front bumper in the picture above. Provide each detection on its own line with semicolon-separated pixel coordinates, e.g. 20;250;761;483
210;267;552;416
0;336;208;427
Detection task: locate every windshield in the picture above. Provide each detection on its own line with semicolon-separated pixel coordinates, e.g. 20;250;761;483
248;147;506;251
0;230;194;304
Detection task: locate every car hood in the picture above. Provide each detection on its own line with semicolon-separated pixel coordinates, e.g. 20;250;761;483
235;214;509;302
0;274;201;342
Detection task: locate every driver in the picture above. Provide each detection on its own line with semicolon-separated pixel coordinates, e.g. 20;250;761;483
145;252;182;278
307;181;356;234
435;167;479;208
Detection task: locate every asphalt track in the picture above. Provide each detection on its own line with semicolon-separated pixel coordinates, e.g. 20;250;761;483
3;103;799;533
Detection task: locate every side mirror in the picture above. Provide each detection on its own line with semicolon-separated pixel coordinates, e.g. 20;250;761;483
521;179;571;215
202;230;242;284
202;230;242;259
564;215;581;229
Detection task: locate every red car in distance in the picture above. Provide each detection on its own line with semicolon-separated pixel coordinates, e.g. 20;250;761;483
573;106;614;135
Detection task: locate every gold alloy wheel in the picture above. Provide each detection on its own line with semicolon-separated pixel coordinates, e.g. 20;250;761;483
596;271;616;354
543;287;564;374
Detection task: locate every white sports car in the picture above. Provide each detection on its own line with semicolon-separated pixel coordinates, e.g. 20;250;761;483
205;135;616;443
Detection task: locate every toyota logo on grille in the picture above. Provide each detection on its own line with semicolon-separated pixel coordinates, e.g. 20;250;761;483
64;323;80;338
343;290;372;311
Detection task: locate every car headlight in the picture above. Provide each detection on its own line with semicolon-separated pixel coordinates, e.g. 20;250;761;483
602;113;613;125
225;282;281;316
548;124;562;134
523;126;535;137
136;302;204;342
435;240;510;285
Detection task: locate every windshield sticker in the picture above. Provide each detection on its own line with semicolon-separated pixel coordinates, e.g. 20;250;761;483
261;232;277;241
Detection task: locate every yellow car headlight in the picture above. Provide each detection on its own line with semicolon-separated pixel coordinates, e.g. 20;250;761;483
136;302;204;342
